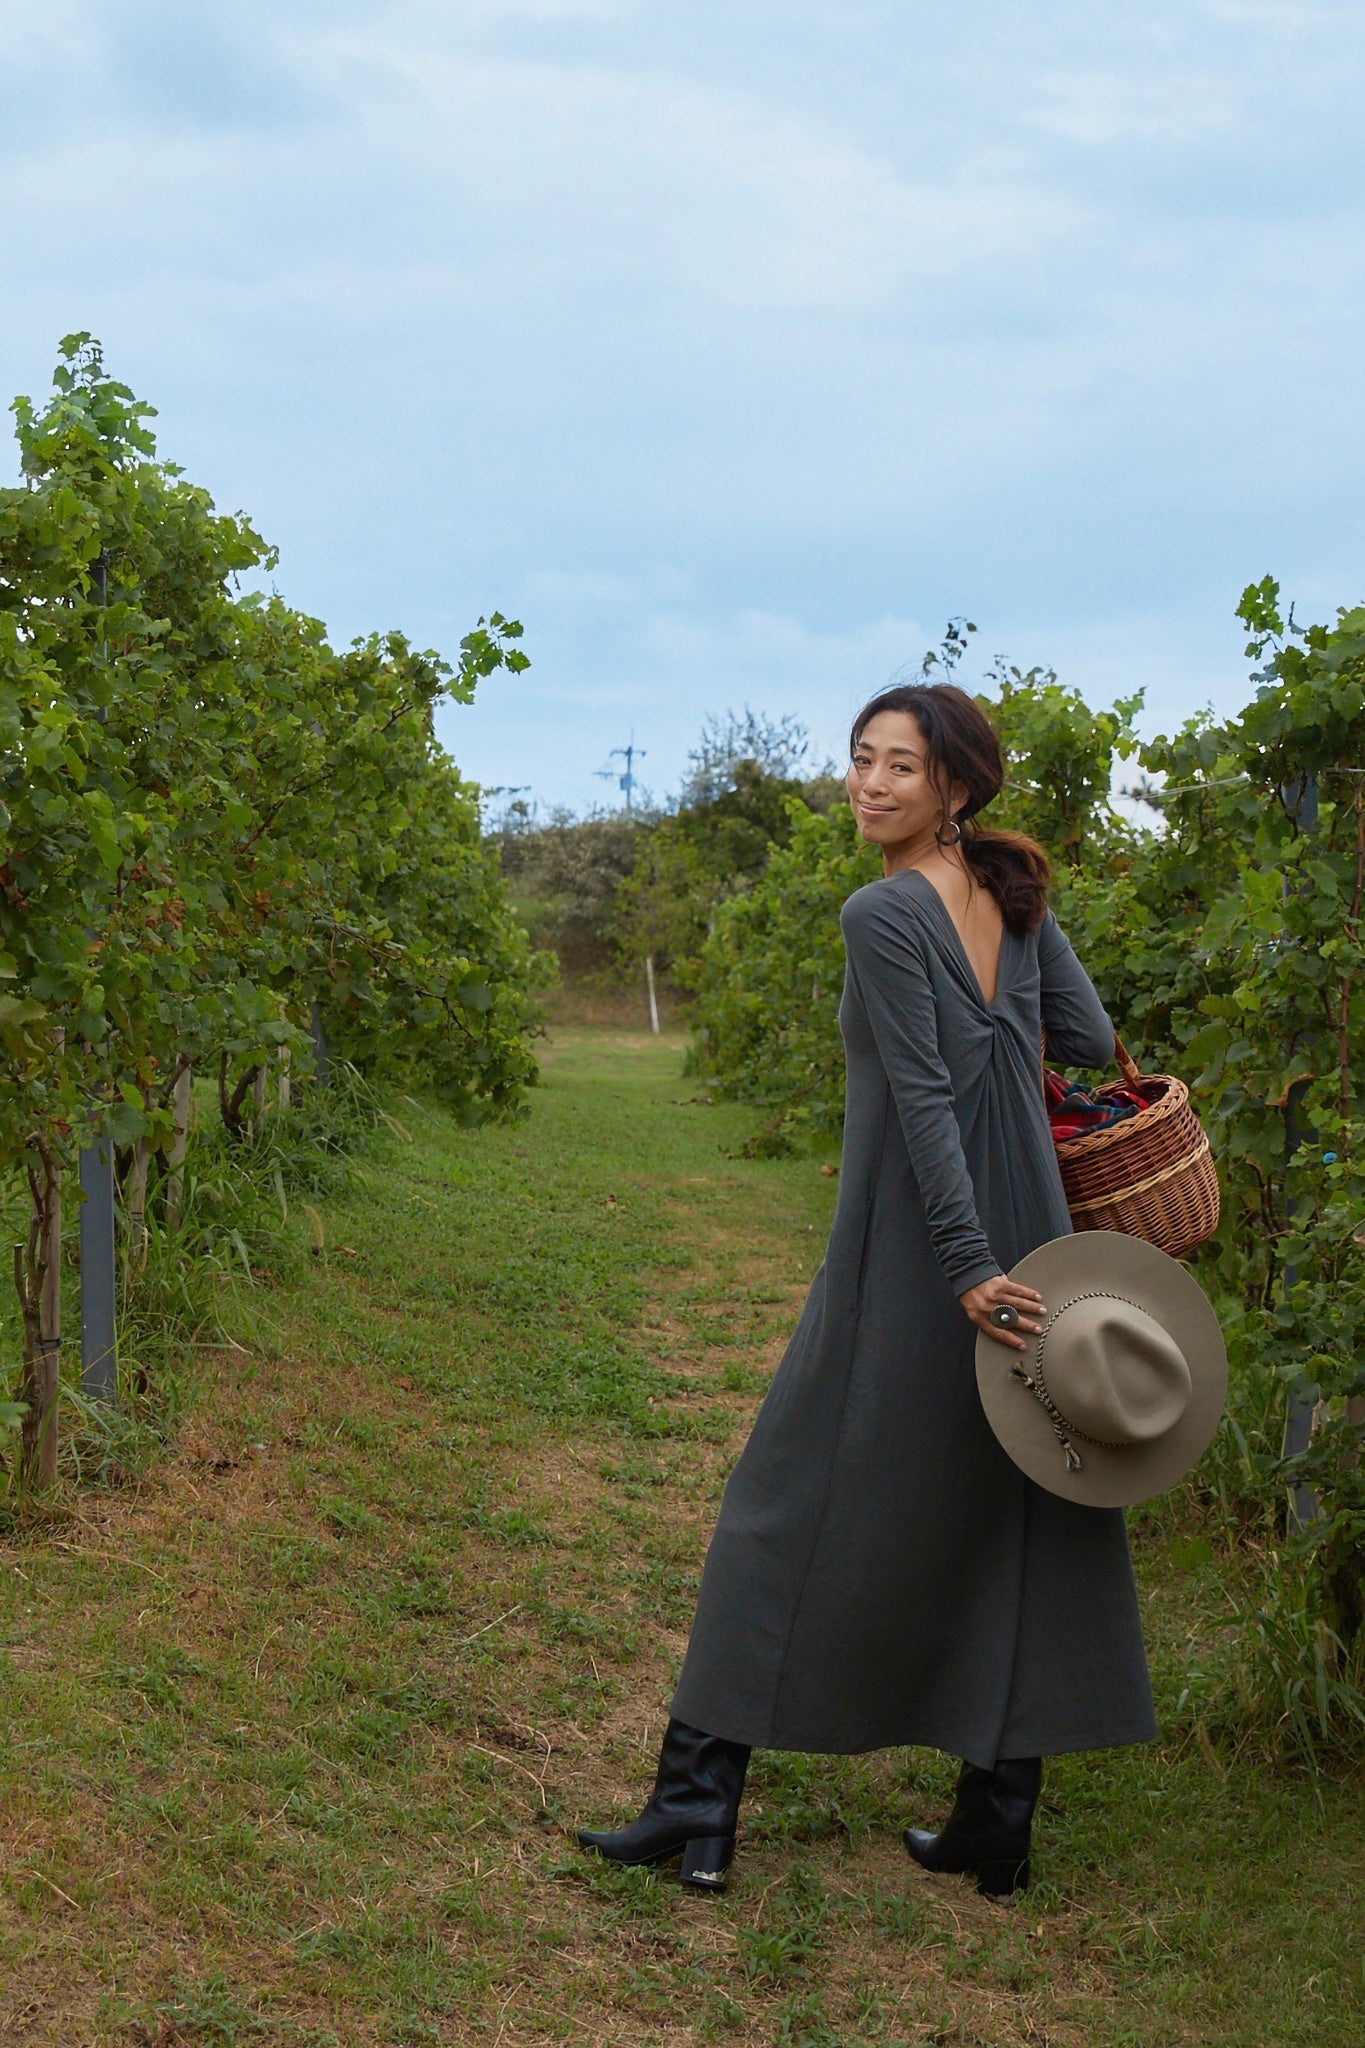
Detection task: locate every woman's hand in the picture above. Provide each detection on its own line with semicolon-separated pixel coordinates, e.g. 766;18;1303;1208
959;1275;1048;1351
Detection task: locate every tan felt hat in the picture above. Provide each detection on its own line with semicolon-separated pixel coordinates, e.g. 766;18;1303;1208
975;1231;1228;1509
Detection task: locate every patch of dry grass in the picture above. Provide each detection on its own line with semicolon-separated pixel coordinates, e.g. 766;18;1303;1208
0;1029;1359;2045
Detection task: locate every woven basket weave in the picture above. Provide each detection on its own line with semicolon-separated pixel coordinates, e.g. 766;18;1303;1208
1049;1036;1220;1260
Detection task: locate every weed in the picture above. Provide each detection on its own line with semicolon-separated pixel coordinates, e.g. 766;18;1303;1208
319;1496;381;1538
150;1973;265;2041
1175;1549;1365;1770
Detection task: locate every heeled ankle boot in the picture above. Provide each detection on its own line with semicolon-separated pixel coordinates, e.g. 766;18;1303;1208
577;1717;750;1892
903;1756;1042;1898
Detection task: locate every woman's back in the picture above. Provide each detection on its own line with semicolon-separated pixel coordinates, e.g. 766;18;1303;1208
906;858;1005;1007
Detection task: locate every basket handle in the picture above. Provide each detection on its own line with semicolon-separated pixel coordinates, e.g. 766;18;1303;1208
1113;1034;1143;1087
1041;1030;1144;1089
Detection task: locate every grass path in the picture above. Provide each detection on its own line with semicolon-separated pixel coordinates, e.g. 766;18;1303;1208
0;1028;1359;2046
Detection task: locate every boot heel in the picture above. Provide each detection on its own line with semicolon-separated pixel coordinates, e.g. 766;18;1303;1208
679;1836;735;1892
976;1854;1029;1898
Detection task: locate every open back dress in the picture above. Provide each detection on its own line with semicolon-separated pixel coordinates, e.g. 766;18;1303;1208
670;868;1157;1767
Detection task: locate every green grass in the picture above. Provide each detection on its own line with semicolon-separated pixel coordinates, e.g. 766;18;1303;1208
0;1027;1360;2045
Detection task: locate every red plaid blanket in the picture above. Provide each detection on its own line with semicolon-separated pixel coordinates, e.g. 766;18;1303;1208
1044;1069;1145;1143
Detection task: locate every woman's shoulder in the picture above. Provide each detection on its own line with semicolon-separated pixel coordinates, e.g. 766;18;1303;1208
839;872;933;944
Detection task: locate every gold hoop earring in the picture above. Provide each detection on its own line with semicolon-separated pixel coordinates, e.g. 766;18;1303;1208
936;816;963;848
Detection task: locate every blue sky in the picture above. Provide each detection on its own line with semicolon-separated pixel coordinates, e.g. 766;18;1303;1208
3;1;1362;813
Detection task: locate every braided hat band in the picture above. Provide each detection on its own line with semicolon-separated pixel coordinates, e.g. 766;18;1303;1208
1009;1291;1152;1473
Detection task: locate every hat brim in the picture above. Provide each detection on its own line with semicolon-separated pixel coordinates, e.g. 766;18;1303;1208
975;1231;1228;1509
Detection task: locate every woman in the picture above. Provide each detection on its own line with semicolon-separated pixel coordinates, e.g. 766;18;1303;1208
578;682;1156;1897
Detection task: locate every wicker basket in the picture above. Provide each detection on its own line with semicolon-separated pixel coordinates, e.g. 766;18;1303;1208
1049;1036;1220;1260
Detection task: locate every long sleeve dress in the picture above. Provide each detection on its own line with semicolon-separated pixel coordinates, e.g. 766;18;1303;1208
670;868;1157;1767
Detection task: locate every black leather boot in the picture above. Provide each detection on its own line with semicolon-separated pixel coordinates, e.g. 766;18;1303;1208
903;1756;1042;1898
577;1717;750;1892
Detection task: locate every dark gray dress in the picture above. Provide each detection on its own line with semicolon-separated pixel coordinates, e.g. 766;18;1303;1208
671;868;1157;1766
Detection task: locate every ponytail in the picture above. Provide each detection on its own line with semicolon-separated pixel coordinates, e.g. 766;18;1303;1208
960;822;1051;937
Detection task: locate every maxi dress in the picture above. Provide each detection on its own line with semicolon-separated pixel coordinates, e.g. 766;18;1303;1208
670;868;1158;1767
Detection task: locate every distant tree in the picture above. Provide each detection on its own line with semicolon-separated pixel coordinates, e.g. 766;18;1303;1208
613;760;812;989
490;711;837;992
492;805;651;978
677;707;822;808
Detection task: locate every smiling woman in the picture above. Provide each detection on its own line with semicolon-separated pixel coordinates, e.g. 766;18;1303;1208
847;709;1013;1003
845;685;1053;982
579;680;1156;1901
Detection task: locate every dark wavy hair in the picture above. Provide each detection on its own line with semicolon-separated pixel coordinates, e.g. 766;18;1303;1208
849;682;1050;935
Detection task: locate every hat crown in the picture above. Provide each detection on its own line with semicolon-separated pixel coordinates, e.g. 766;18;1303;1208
977;1230;1229;1509
1042;1296;1191;1446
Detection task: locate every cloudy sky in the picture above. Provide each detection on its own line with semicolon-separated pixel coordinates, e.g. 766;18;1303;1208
3;1;1362;812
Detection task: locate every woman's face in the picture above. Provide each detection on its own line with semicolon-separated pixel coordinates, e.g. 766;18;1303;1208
846;710;961;854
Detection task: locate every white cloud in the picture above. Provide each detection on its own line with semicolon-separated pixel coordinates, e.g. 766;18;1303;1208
524;566;695;607
1023;66;1245;147
473;0;640;16
295;28;1092;315
438;591;937;809
1203;0;1348;27
0;1;88;66
3;0;1363;820
524;568;638;606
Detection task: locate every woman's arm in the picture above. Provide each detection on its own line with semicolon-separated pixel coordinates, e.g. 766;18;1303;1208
840;888;1001;1296
1038;910;1115;1068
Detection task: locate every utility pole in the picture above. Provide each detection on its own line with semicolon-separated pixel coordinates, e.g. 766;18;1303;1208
596;732;654;1031
596;734;646;812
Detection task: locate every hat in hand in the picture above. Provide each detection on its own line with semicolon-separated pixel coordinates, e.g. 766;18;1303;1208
975;1230;1227;1508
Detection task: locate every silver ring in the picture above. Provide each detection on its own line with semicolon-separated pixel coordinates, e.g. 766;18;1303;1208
989;1303;1021;1331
